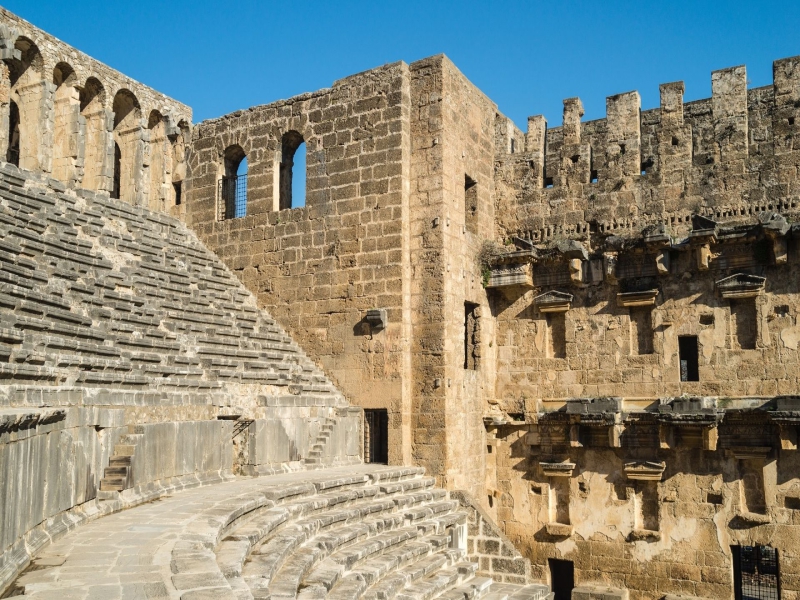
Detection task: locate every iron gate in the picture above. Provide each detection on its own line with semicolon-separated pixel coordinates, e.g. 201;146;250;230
734;545;780;600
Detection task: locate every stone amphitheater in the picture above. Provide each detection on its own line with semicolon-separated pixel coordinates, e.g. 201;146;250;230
2;6;800;600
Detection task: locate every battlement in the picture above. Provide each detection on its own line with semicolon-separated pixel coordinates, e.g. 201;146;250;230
495;56;800;245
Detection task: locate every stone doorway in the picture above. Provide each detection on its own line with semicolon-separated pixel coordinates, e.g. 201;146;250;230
364;409;388;464
548;558;574;600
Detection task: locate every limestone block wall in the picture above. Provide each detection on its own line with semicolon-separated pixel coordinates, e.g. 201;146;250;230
0;8;192;217
493;254;800;409
495;57;800;244
407;56;499;495
186;61;414;466
487;427;800;599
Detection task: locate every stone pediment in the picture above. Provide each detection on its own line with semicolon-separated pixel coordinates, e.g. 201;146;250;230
715;273;765;299
616;289;659;307
624;461;666;481
691;214;718;233
533;291;573;313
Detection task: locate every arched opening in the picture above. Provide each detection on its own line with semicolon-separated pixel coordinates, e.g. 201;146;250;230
7;100;19;166
52;62;80;183
8;36;44;171
147;110;166;212
220;145;247;220
279;131;305;210
79;77;108;192
112;89;142;204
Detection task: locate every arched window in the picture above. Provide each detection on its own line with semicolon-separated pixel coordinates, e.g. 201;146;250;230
7;100;19;166
147;110;166;212
79;77;107;192
219;145;247;220
8;37;44;171
279;131;305;209
52;62;80;183
111;89;142;203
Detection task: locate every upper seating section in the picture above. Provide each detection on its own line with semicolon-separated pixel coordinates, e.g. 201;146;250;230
0;8;191;216
0;162;341;405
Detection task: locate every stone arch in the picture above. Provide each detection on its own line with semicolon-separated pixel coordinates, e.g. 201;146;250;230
219;144;247;220
7;36;46;171
51;62;81;183
147;109;167;211
278;130;306;210
79;77;110;192
111;88;143;203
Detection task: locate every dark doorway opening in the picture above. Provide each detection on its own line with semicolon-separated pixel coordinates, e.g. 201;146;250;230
678;335;699;382
111;142;121;199
7;100;20;166
549;558;574;600
364;409;388;464
732;545;779;600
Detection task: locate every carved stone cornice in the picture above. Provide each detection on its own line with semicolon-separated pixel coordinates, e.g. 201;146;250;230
716;273;766;299
624;460;666;481
534;290;573;313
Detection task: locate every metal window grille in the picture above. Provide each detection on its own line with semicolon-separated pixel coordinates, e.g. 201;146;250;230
734;545;780;600
219;174;247;220
364;409;388;464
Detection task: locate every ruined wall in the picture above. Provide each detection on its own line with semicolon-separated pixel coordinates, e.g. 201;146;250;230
486;56;800;599
486;417;800;600
186;62;413;466
0;9;191;217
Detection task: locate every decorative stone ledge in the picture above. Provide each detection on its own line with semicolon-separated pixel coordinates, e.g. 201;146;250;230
544;522;573;537
629;528;662;542
486;262;533;289
716;273;766;299
733;511;772;526
616;289;659;307
540;461;576;477
533;290;573;313
729;446;771;460
624;461;666;481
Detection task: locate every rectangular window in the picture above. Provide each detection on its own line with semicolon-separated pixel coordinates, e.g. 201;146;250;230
464;302;480;369
464;175;478;235
731;300;757;349
678;336;699;381
630;308;653;355
173;181;182;206
732;545;779;600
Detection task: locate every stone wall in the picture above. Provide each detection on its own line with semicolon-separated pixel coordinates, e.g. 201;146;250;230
494;58;800;245
186;61;412;467
0;9;192;217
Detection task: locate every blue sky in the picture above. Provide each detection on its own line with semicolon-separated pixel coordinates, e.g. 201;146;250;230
8;0;800;129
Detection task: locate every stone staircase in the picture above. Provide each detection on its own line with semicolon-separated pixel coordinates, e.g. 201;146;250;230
304;417;336;469
98;429;143;492
176;467;552;600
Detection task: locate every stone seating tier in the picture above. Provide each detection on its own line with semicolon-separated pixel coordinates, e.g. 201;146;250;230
11;465;551;599
0;163;341;404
